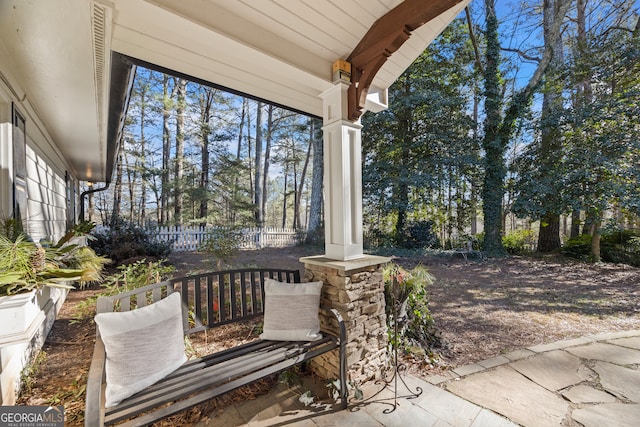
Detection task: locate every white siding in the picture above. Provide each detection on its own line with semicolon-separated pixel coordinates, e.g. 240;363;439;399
0;59;78;242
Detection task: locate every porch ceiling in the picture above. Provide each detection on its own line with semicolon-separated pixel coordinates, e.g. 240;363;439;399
0;0;468;183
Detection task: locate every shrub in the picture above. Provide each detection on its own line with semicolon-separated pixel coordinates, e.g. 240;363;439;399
561;231;640;266
561;234;593;261
364;228;394;249
402;220;441;249
199;226;244;268
104;259;175;295
502;229;535;255
601;230;640;266
90;218;172;265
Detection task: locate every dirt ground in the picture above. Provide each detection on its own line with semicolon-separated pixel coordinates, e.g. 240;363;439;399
17;247;640;425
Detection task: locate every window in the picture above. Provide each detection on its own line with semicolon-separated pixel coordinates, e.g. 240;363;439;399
12;104;27;223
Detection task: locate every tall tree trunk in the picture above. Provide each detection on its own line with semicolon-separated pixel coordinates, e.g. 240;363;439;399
231;98;247;224
254;102;263;225
262;105;273;222
481;0;506;255
307;119;323;242
174;78;186;224
590;215;602;262
124;147;135;222
296;123;313;230
161;75;173;224
199;89;213;225
570;0;592;241
292;149;299;229
570;210;581;238
394;80;412;242
537;0;565;252
111;148;124;225
470;85;480;237
481;0;570;256
87;192;94;223
139;84;147;226
282;161;288;229
247;104;254;199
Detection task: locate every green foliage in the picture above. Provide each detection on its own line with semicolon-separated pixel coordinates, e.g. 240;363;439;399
502;230;535;255
0;216;23;242
561;234;593;261
71;259;175;323
0;224;108;296
402;220;441;249
362;19;480;246
19;351;47;395
104;259;175;295
383;264;440;352
600;231;640;266
199;226;244;268
278;369;302;388
89;217;172;264
561;231;640;266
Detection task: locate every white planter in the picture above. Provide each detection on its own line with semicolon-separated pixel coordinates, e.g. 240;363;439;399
0;287;66;405
0;290;47;344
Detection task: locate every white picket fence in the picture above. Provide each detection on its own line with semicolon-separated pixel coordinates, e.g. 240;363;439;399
148;225;303;252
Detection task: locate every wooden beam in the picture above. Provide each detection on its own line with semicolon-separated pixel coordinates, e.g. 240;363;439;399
346;0;464;121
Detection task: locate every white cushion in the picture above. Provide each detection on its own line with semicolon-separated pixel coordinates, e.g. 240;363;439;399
95;292;187;407
259;278;323;341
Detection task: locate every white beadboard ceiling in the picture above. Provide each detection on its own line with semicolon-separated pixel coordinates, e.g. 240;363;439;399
0;0;469;182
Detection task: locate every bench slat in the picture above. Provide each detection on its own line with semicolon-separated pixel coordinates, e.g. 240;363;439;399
107;340;339;426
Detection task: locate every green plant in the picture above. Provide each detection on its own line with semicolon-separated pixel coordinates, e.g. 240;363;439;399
199;226;244;268
278;370;302;388
561;234;593;261
383;264;440;352
502;229;535;255
89;217;172;264
72;259;175;324
0;225;109;296
19;351;47;394
103;259;175;295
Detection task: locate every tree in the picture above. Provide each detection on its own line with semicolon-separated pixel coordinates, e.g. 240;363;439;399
198;88;214;224
254;101;264;225
174;78;187;225
362;19;477;247
481;0;571;256
160;74;175;224
307;118;323;242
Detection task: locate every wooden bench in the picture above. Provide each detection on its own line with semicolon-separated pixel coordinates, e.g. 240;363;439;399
85;268;347;426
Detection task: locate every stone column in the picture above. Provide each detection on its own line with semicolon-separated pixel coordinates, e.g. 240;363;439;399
301;255;391;384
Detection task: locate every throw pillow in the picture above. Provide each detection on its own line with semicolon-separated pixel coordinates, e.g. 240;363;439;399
259;278;323;341
94;292;187;407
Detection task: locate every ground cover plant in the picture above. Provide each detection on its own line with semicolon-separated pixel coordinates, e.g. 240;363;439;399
17;246;640;425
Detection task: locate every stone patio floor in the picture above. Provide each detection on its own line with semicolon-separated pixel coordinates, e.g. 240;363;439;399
197;330;640;426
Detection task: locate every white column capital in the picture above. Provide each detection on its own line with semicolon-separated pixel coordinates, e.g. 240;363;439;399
320;81;351;125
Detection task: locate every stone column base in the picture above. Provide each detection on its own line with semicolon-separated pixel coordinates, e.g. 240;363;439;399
301;255;391;385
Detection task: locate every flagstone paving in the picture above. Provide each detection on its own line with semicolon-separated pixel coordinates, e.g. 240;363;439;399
198;330;640;426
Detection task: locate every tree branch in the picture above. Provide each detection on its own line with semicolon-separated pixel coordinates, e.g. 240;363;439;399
465;6;485;74
500;47;541;62
500;0;572;141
